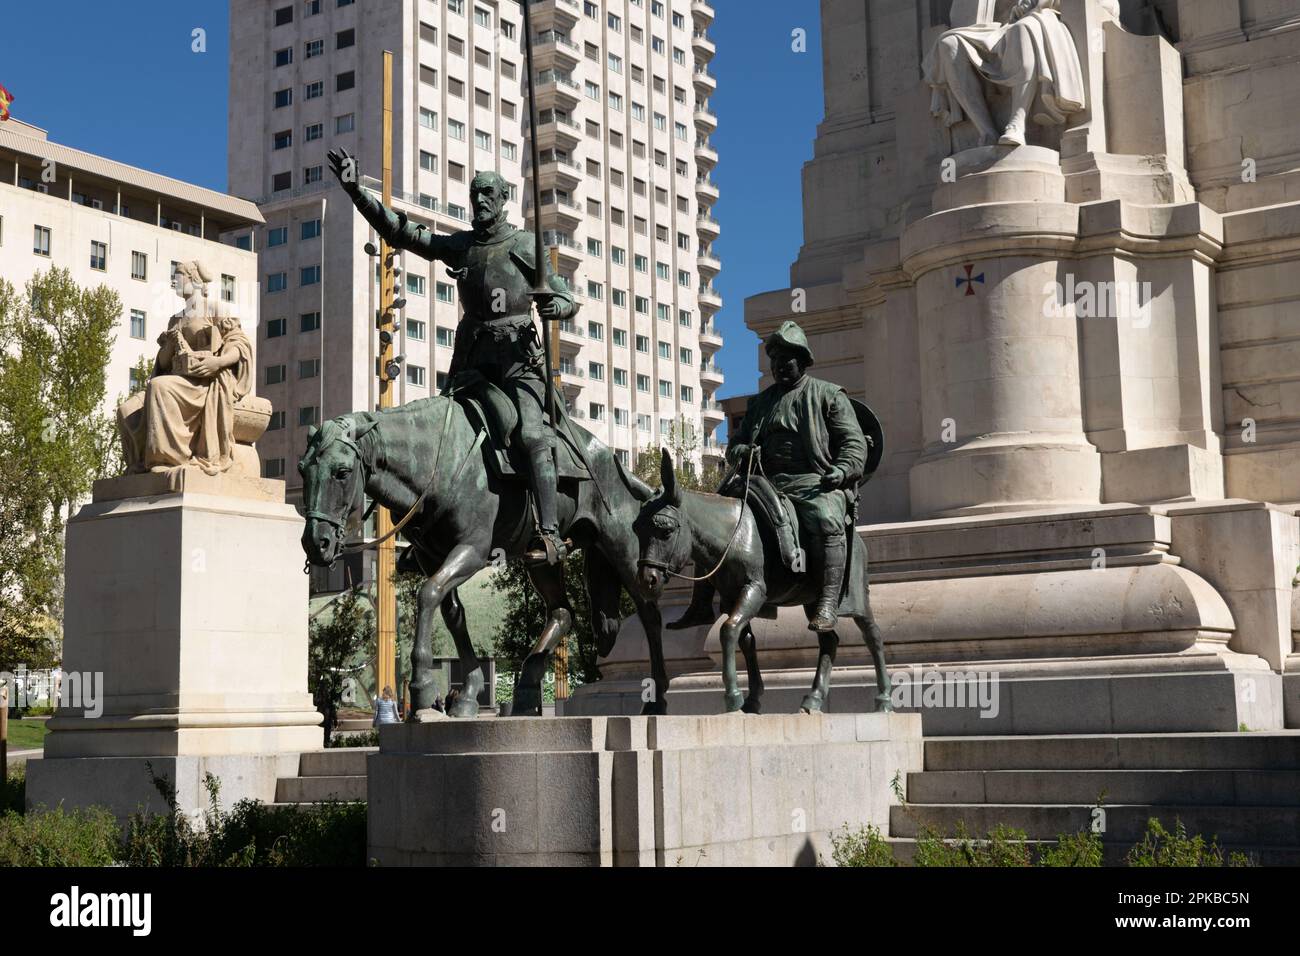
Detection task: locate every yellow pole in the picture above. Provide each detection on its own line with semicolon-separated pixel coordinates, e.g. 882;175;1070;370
549;245;568;703
375;50;397;701
1;683;8;784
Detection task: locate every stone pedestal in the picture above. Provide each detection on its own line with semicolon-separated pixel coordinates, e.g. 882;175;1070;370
25;471;322;820
367;713;922;867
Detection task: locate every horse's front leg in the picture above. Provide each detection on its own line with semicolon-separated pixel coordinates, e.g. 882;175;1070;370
512;562;574;717
412;543;487;716
720;583;766;714
739;624;763;714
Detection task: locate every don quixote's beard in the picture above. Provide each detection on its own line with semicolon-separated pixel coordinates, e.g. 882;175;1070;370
473;204;504;230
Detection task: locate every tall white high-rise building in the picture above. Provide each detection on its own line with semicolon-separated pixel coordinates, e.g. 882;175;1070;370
228;0;723;502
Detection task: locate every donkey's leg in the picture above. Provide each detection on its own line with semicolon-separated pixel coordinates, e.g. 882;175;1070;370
800;628;839;714
513;562;573;717
855;612;894;713
739;624;764;714
720;583;766;714
439;588;483;718
631;594;669;715
413;544;487;716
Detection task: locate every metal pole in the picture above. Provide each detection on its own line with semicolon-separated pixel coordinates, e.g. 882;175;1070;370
549;242;568;703
1;683;8;785
520;0;559;463
375;49;398;701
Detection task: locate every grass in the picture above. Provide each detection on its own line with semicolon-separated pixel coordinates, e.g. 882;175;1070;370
4;718;49;752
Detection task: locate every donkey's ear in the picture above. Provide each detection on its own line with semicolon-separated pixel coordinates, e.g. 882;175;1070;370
660;448;680;506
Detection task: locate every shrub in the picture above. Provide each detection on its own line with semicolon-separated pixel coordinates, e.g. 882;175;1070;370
824;823;897;867
0;805;120;866
1039;830;1104;867
330;730;379;748
1;763;24;816
911;822;1033;867
1124;817;1258;867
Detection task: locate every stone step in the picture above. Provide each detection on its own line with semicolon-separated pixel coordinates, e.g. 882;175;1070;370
908;769;1300;806
297;748;376;777
923;733;1300;772
274;774;367;804
883;837;1300;867
889;802;1300;846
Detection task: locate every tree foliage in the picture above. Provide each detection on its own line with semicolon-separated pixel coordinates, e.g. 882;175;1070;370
307;586;373;743
0;269;120;671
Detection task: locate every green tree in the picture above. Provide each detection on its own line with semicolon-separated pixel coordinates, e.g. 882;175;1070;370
0;269;119;671
307;586;373;744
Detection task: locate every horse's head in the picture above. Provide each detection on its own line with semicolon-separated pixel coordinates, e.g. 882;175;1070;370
298;416;376;566
634;449;692;600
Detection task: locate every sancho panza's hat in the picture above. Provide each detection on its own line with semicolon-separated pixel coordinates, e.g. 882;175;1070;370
764;320;814;367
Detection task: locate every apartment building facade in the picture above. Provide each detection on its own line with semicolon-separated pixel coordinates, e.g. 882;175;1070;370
228;0;724;498
0;118;262;411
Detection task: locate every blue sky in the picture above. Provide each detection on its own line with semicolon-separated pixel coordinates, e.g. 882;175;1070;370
0;1;824;400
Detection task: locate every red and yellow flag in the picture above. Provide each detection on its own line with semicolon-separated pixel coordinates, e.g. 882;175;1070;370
0;83;13;121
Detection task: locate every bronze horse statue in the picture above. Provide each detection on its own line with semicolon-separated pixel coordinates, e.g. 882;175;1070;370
298;396;669;717
634;449;892;715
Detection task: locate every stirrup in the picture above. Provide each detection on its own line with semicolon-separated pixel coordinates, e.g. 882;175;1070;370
524;533;569;566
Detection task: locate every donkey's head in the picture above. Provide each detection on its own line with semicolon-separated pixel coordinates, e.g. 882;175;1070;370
634;449;693;600
299;416;377;566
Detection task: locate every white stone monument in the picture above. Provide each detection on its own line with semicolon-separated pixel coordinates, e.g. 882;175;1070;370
27;261;321;820
570;0;1300;734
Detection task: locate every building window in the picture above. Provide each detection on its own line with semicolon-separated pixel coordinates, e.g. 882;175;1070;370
89;241;107;271
299;358;321;379
305;0;321;15
301;265;321;285
420;65;437;87
419;21;437;43
129;309;146;340
301;218;322;240
501;141;517;161
419;150;438;172
336;70;355;92
305;122;323;142
33;226;51;256
299;406;321;427
474;6;491;27
681;385;694;404
613;368;628;388
636;374;650;393
304;165;323;184
658;342;672;359
272;171;292;192
679;309;693;328
267;317;288;338
335;113;355;134
407;364;426;387
266;364;287;385
436;282;455;303
236;235;252;250
680;347;694;365
305;39;323;58
448;119;465;141
130;251;147;280
419;107;437;130
268;410;286;431
275;47;293;67
406;319;427;341
268;226;289;247
406;275;427;296
222;275;235;302
306;81;323;99
274;88;292;108
273;130;292;150
435;326;453;347
264;458;286;479
275;5;294;25
589;362;605;382
613;328;628;348
659;380;672;398
300;311;321;332
268;272;288;293
589;403;606;421
336;28;355;49
475;129;492;151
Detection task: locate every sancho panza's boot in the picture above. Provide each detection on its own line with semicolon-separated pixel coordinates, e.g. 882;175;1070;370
667;581;719;629
808;535;846;632
524;448;568;566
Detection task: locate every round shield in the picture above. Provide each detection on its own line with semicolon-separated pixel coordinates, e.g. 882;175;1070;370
850;398;885;484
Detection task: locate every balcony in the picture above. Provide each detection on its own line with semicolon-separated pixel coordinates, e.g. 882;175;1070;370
534;30;580;69
695;174;719;204
696;250;722;277
532;153;582;190
699;323;723;350
701;399;725;424
691;1;715;25
531;192;582;230
696;212;721;241
543;230;583;269
557;318;584;354
692;29;716;61
537;112;582;150
528;0;579;30
697;283;723;310
700;360;725;387
692;67;716;94
534;69;581;110
694;138;718;169
694;106;718;134
559;364;586;392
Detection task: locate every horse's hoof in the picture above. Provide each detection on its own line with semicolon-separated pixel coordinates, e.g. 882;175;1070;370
741;698;762;715
874;693;895;713
723;692;745;713
638;700;667;716
799;694;824;714
449;700;480;718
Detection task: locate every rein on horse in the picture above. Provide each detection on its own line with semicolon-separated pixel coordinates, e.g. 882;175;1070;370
650;445;757;584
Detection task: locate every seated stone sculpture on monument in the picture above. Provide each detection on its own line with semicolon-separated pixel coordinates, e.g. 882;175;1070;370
116;259;254;476
923;0;1089;149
